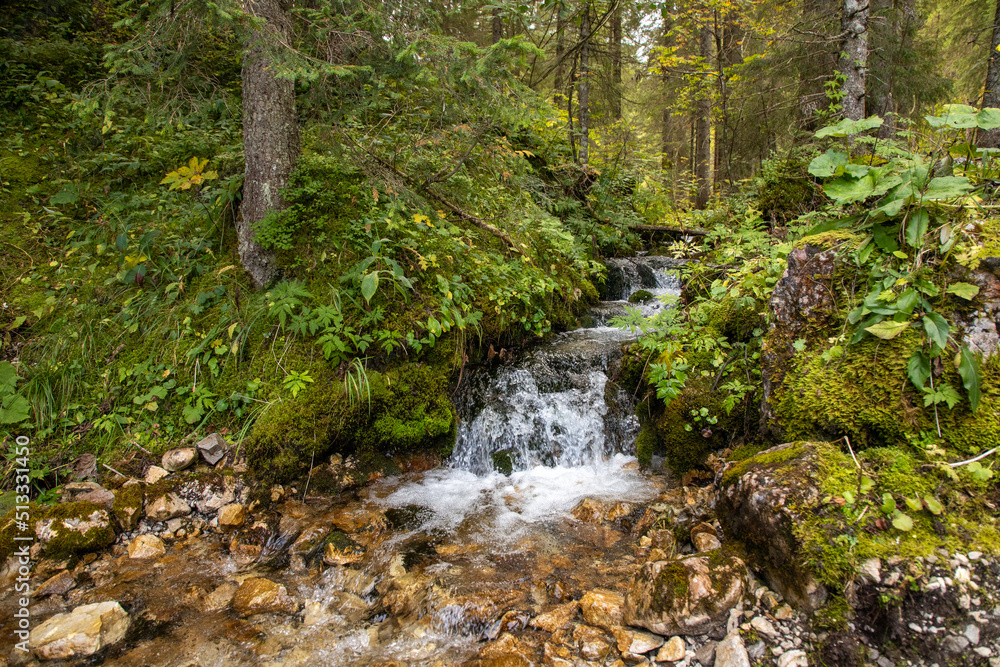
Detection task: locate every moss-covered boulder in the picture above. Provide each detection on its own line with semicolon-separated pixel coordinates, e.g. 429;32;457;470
1;501;115;560
112;484;144;531
623;553;747;636
628;289;654;304
716;442;828;611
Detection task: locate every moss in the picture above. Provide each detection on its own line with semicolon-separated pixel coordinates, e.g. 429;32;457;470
357;363;456;455
792;229;865;251
636;424;657;468
0;501;115;560
111;484;144;529
629;290;654;304
650;559;690;613
706;294;765;343
728;442;768;463
491;450;514;476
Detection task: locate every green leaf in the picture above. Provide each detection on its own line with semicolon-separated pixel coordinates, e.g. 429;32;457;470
865;320;910;339
904;496;923;511
49;187;79;205
892;511;914;531
923;495;944;515
905;208;929;247
0;394;30;424
808;149;848;177
907;351;931;389
793;338;807;352
0;361;18;395
182;404;204;424
923;176;973;200
816;116;884;138
922;312;950;349
824;174;876;204
881;493;896;515
946;282;980;300
958;346;981;412
859;475;875;493
872;225;899;252
977;108;1000;130
360;272;379;303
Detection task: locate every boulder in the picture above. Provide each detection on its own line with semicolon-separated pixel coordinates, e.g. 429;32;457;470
35;570;77;598
161;447;198;472
714;632;751;667
529;601;579;632
218;504;247;530
624;554;746;636
34;502;115;557
231;577;299;617
196;433;228;465
715;442;828;611
145;493;191;522
579;588;625;631
127;534;165;559
29;601;130;660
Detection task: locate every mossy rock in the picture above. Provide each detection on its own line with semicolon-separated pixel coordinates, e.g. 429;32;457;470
491;450;514;476
111;484;144;531
629;290;654;304
706;294;764;343
0;501;115;560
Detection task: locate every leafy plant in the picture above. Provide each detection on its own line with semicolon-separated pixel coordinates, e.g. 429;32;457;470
0;362;31;425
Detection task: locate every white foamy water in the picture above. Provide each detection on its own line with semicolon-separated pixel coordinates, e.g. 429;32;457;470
373;454;656;545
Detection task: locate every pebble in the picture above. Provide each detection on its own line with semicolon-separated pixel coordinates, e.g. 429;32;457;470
750;616;778;638
145;465;170;484
965;623;980;646
777;649;808;667
655;636;686;662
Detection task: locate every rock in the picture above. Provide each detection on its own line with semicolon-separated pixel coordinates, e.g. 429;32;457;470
322;531;365;565
145;493;191;522
29;601;130;660
203;582;239;611
127;534;165;559
161;447;198;472
714;632;751;667
330;590;369;623
648;529;677;557
942;635;970;655
624;554;746;636
858;558;881;584
693;641;717;666
529;601;579;632
966;623;981;646
750;616;778;638
34;502;115;557
574;625;612;661
144;465;170;484
690;521;717;539
218;504;247;530
611;626;664;655
196;433;228;465
655;636;686;662
572;498;608;523
715;442;828;611
334;567;377;598
774;605;795;621
481;633;532;662
231;577;299;617
778;650;808;667
580;588;625;631
76;489;115;510
112;485;144;530
693;532;722;552
35;570;77;598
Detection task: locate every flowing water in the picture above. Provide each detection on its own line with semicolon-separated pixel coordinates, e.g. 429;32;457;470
7;256;687;666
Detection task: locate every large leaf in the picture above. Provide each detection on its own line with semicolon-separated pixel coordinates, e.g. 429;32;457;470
922;176;973;200
865;319;910;339
905;208;929;247
946;282;980;300
926;104;978;129
0;361;17;395
808;149;848;177
892;511;914;531
816;116;884;138
824;174;876;204
872;224;899;252
907;350;931;389
0;394;30;424
958;346;981;412
922;312;950;349
977;108;1000;130
360;272;380;303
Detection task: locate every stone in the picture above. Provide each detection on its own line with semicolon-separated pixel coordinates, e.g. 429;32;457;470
202;582;239;611
35;570;77;598
323;532;365;565
648;529;677;557
611;627;664;655
778;650;808;667
34;503;115;556
231;577;299;617
858;558;882;584
218;504;247;530
529;601;579;632
774;605;795;621
112;486;144;530
714;632;751;667
580;588;625;631
334;567;377;598
965;624;981;646
161;447;198;472
29;601;130;660
715;442;829;611
692;532;722;552
196;433;228;465
624;554;746;636
481;632;532;662
942;635;970;655
655;636;686;662
750;616;778;638
127;534;165;559
574;625;612;661
76;489;115;510
145;493;191;522
693;641;717;666
690;521;717;539
144;465;170;484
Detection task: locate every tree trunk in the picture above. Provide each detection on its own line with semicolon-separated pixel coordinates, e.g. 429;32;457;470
981;0;1000;146
714;12;742;189
240;0;299;289
660;15;673;173
694;26;712;209
839;0;868;121
610;0;622;120
555;8;566;97
797;0;839;129
578;0;591;166
492;7;502;44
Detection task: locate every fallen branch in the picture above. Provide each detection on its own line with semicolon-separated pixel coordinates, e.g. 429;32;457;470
948;447;997;468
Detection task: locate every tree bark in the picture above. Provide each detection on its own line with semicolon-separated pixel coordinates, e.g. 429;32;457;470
839;0;868;121
492;7;502;43
610;0;622;120
578;0;591;166
980;0;1000;146
694;26;712;209
714;11;742;189
240;0;299;288
554;7;566;97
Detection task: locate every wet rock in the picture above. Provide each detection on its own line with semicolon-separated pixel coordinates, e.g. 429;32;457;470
334;567;377;598
112;485;143;530
580;588;625;631
161;447;198;472
75;488;115;510
648;529;677;557
144;465;170;484
574;624;612;661
624;554;746;636
127;534;165;559
480;632;532;662
289;522;331;556
612;626;664;654
35;570;77;598
693;532;722;552
778;650;809;667
231;577;299;617
218;504;247;530
715;442;828;611
529;601;579;632
543;641;574;667
656;636;686;662
322;531;365;565
29;601;130;660
714;632;751;667
34;502;115;557
146;493;191;522
202;582;239;611
330;590;369;623
196;433;228;465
